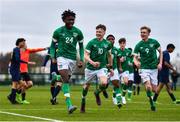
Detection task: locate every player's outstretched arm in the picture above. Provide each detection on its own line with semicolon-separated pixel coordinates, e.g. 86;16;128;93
157;47;163;70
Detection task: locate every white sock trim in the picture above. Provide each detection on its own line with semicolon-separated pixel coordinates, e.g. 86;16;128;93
64;93;70;97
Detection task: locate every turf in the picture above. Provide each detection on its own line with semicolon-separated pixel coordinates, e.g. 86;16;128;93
0;85;180;121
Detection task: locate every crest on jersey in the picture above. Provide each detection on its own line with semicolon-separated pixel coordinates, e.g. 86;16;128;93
150;44;154;47
114;51;117;55
59;33;65;37
104;44;108;48
73;33;78;38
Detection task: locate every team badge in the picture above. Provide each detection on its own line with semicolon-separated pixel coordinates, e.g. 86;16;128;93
73;33;78;38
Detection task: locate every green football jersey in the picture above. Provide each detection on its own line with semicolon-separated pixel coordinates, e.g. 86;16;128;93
127;56;134;73
111;46;119;69
86;38;112;70
118;48;131;72
50;26;84;60
134;38;160;69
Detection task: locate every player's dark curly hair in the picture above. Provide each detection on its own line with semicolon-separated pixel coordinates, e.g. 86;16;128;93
106;34;115;40
167;43;175;49
61;9;76;21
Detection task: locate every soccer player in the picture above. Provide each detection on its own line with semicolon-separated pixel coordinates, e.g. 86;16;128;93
127;48;134;101
80;24;114;113
153;44;180;104
50;10;84;114
133;26;163;111
7;38;32;104
118;38;132;105
16;41;47;104
133;64;141;95
43;43;62;105
106;34;122;106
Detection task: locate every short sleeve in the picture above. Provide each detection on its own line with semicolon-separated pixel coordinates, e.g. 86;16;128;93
163;52;170;63
85;41;92;53
52;30;59;41
154;40;160;49
108;41;113;50
134;43;140;55
117;50;122;57
77;30;84;43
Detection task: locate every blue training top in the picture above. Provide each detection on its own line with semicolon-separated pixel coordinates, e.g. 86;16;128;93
10;47;27;71
160;50;170;76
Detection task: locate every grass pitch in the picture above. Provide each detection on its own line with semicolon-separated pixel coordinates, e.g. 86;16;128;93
0;85;180;121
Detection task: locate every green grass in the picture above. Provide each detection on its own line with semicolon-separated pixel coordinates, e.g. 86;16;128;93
0;85;180;121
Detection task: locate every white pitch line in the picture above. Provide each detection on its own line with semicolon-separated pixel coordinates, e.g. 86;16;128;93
0;111;62;122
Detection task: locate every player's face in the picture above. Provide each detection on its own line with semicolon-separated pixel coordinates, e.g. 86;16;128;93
96;28;105;40
64;16;75;29
19;41;25;48
168;48;174;53
140;29;149;40
107;36;115;45
119;42;126;50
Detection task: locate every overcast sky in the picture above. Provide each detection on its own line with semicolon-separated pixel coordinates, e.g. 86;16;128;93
0;0;180;59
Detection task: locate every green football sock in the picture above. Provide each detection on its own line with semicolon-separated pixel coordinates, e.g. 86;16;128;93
114;87;122;103
122;84;128;96
62;83;72;108
81;88;88;104
128;85;132;99
146;90;154;107
113;87;116;98
95;85;106;94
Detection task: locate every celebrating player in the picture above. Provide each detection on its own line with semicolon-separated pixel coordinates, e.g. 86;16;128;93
50;10;84;114
80;24;114;113
106;34;122;106
118;38;132;104
133;26;163;111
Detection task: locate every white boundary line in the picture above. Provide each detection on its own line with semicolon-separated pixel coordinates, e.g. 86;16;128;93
0;111;62;122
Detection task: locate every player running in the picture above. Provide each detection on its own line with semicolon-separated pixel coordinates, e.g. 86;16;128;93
133;26;163;111
118;38;132;105
106;34;122;106
153;44;180;104
43;43;62;105
80;24;114;113
126;48;134;101
50;10;84;114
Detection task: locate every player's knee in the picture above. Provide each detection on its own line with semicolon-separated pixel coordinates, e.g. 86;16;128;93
28;81;33;88
56;82;62;86
112;80;119;87
146;85;152;91
83;83;90;89
128;80;133;86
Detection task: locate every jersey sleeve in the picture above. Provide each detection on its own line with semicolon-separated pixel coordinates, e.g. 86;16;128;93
117;50;122;57
154;40;160;49
85;41;92;53
134;43;140;55
163;52;170;64
28;48;45;53
14;48;28;64
52;30;59;42
107;41;113;51
77;29;84;43
50;30;59;58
